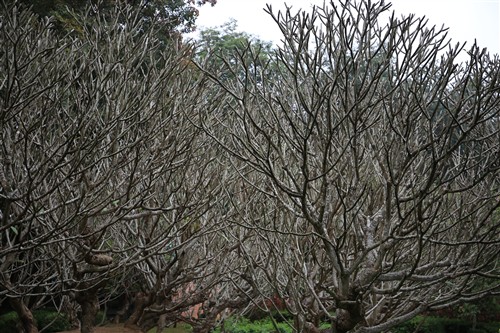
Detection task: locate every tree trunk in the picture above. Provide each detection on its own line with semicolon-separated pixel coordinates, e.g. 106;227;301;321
124;292;148;329
62;296;80;328
156;314;167;333
113;294;130;324
75;290;100;333
9;298;39;333
335;308;363;333
192;318;216;333
304;321;321;333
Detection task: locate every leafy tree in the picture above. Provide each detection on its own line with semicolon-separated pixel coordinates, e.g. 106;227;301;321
15;0;217;38
195;20;275;82
197;1;500;332
197;19;271;57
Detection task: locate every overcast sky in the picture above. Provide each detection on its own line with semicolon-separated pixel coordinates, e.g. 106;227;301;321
187;0;500;56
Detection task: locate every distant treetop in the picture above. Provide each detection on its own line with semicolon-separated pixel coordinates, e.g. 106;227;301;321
16;0;217;35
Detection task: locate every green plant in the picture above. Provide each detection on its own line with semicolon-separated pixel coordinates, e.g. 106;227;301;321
213;315;335;333
0;310;71;333
94;310;107;326
319;322;332;330
0;312;19;333
391;316;500;333
270;311;294;323
214;316;294;333
34;310;71;332
147;325;193;333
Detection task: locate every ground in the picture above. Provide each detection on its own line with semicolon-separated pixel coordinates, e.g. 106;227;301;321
57;324;189;333
58;324;140;333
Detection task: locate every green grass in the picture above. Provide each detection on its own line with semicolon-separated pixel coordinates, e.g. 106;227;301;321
213;316;293;333
147;324;192;333
163;328;191;333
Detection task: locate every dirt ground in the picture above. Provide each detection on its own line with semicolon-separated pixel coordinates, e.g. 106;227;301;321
58;324;142;333
57;324;189;333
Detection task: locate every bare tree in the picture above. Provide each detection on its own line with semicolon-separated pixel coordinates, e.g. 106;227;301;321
0;2;241;333
119;148;257;332
198;0;500;332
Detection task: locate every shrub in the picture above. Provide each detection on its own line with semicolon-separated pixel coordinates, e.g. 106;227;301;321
214;315;335;333
0;312;19;333
0;310;71;333
270;311;294;323
391;316;500;333
94;310;107;326
215;316;293;333
35;310;71;332
319;322;332;330
479;322;500;333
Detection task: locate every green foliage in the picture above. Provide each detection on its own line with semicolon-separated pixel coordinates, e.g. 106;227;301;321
147;324;193;333
94;310;107;325
458;303;481;320
163;326;193;333
270;310;294;323
479;322;500;333
391;316;500;333
0;311;18;333
214;316;293;333
319;322;332;330
212;313;333;333
0;310;71;333
197;20;256;56
195;19;274;81
475;296;500;320
17;0;216;36
35;310;71;332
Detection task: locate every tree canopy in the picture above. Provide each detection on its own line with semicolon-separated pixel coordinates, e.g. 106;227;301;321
15;0;217;36
196;1;500;332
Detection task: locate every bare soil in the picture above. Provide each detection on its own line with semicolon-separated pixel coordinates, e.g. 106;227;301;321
57;323;142;333
57;324;189;333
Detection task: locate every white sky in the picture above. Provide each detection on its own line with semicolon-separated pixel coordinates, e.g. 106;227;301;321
188;0;500;56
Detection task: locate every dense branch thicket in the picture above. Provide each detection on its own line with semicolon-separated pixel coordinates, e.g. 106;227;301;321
0;1;499;333
197;1;500;332
0;2;250;333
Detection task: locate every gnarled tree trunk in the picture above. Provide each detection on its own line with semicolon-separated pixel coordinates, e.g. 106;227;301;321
75;288;100;333
124;292;150;329
10;298;38;333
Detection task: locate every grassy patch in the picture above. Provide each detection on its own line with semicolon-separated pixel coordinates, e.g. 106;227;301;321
147;324;192;333
0;310;71;333
210;314;333;333
162;328;192;333
391;316;500;333
213;316;293;333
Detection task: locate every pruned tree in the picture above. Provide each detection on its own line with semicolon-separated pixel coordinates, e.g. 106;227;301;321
119;141;258;333
197;0;500;332
0;2;233;333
